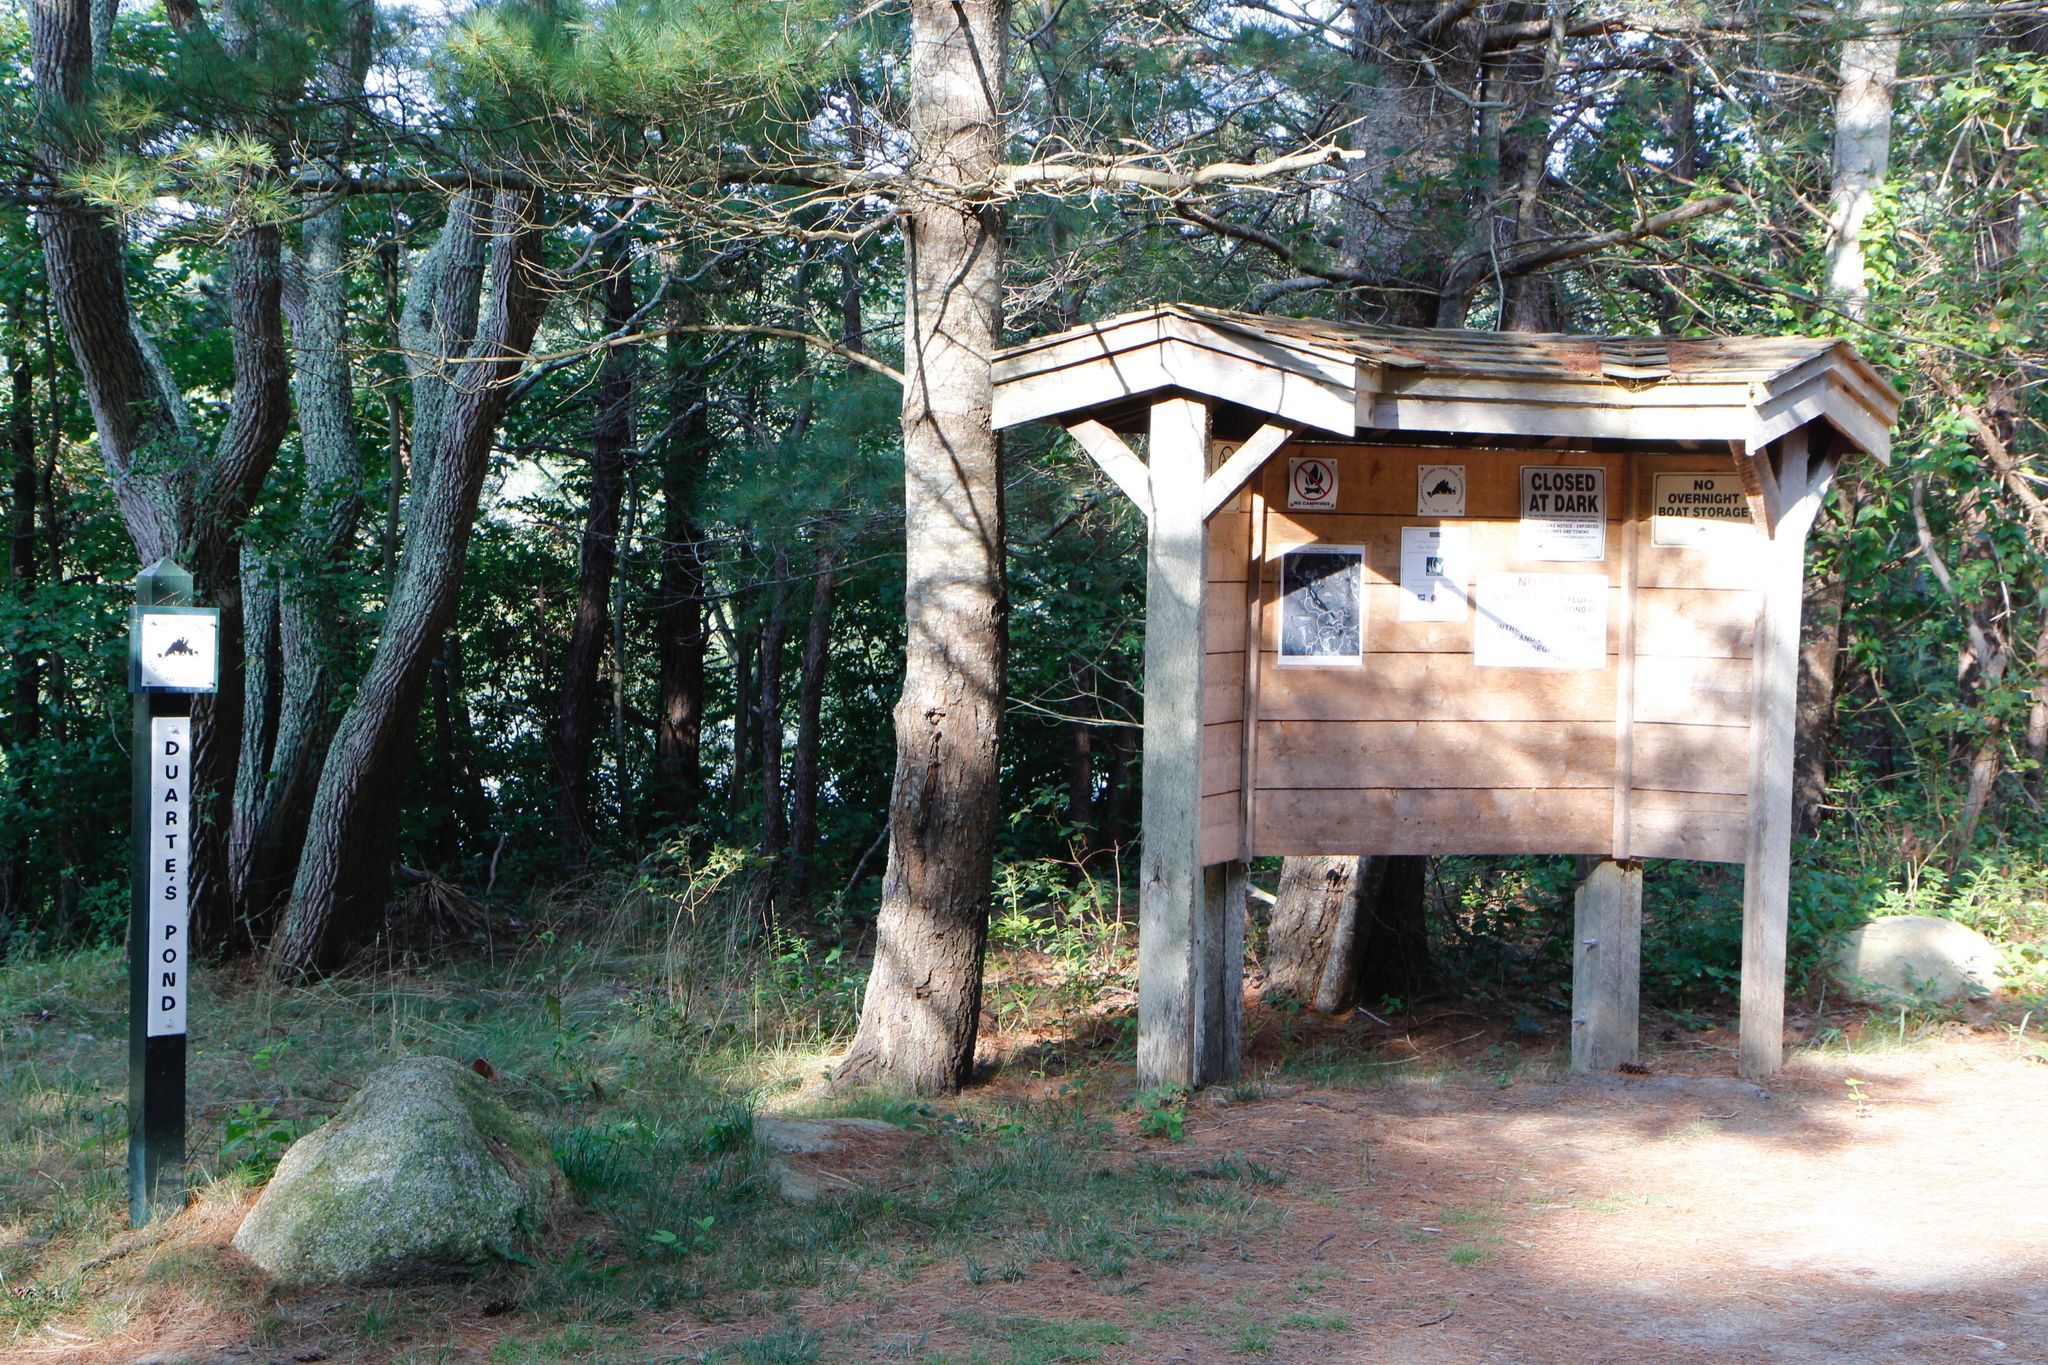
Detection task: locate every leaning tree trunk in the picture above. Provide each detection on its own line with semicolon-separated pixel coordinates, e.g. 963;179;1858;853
1264;856;1375;1012
269;191;548;977
230;0;371;926
30;0;292;954
834;0;1009;1094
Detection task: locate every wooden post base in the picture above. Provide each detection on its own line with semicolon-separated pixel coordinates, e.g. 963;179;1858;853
1570;859;1642;1074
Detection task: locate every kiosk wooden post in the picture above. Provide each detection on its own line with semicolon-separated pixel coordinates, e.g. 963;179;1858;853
992;307;1897;1086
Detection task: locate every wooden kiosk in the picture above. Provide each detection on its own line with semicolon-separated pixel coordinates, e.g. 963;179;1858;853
991;306;1900;1088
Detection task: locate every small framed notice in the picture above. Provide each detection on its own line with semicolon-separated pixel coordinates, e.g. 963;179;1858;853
1277;545;1365;666
1398;525;1470;622
1416;464;1466;517
1473;571;1608;670
1519;466;1607;561
130;607;221;694
1651;472;1756;548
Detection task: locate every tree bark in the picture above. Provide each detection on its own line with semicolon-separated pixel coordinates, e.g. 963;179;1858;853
653;353;711;826
3;293;39;932
30;0;293;953
1796;0;1898;833
757;551;793;860
1264;856;1374;1013
834;0;1009;1095
552;231;637;850
269;190;549;977
784;549;838;910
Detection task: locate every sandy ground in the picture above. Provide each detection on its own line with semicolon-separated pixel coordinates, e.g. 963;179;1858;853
15;1023;2047;1364
752;1029;2048;1364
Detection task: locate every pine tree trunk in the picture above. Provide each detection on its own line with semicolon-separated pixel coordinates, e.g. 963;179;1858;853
834;0;1009;1095
3;299;39;931
229;0;371;929
1264;856;1374;1012
31;0;292;954
653;362;710;826
553;236;636;850
1797;0;1898;833
757;552;793;860
785;550;838;909
269;191;549;977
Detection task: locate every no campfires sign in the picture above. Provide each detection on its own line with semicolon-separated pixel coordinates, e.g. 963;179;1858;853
1288;455;1338;510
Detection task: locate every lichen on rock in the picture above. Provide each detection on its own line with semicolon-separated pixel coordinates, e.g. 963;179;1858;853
232;1055;558;1284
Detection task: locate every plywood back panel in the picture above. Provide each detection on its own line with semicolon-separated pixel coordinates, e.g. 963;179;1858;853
1233;444;1760;861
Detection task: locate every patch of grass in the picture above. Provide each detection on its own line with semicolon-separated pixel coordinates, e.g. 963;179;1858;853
1278;1311;1350;1331
698;1327;823;1365
1231;1321;1275;1353
951;1313;1128;1365
1446;1242;1492;1265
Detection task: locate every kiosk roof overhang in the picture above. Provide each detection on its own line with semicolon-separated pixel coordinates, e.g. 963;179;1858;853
992;304;1901;463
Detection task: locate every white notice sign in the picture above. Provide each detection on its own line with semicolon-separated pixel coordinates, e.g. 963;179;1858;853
147;716;190;1037
1652;472;1756;548
1287;456;1339;511
1474;572;1608;670
1399;525;1471;622
136;610;220;692
1519;466;1607;561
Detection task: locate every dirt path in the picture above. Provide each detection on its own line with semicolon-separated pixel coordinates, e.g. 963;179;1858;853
779;1034;2048;1364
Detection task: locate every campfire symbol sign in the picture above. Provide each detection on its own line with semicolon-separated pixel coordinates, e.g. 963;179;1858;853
1287;456;1339;510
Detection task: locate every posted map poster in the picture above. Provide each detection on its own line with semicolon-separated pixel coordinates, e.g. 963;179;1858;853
1398;525;1471;622
1652;472;1755;548
1473;572;1608;670
1519;466;1607;561
1277;545;1365;665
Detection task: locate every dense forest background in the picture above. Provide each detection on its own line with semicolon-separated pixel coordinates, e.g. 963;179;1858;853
2;0;2044;1041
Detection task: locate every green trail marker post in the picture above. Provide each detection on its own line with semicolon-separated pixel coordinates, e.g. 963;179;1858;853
127;558;219;1226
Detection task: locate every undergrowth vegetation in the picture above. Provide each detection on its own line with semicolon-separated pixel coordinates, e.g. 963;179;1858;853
3;837;2043;1360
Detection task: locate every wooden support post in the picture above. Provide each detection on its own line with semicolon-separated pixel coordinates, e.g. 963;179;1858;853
1571;859;1642;1074
1137;396;1245;1089
1740;432;1823;1080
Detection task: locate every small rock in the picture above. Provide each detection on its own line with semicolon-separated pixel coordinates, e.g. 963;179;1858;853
753;1117;913;1203
232;1056;558;1285
1833;915;2003;1005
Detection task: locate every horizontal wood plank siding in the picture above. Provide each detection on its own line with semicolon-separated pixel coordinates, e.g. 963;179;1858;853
1202;722;1244;797
1253;787;1614;856
1258;720;1614;790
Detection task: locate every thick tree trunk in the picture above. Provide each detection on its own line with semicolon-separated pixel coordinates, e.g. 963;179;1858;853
31;0;293;954
1264;856;1374;1012
269;191;549;977
230;0;370;929
835;0;1009;1095
784;550;838;909
653;363;710;826
1337;0;1482;325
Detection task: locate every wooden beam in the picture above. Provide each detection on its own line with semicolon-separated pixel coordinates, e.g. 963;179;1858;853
1067;420;1152;517
1199;423;1293;522
1571;859;1642;1073
1137;396;1245;1090
1740;427;1819;1080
